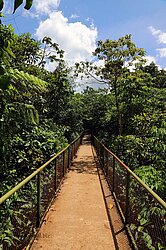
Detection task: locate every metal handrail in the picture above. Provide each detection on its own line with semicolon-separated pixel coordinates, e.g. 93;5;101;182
0;132;83;250
93;136;166;210
93;135;166;250
0;134;82;205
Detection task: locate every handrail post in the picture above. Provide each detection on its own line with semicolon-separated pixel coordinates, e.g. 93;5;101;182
112;157;115;192
36;172;41;228
72;143;75;158
63;151;65;177
125;171;130;225
100;144;104;169
75;140;76;154
102;148;105;171
68;146;70;168
73;143;75;157
106;151;108;177
99;143;101;159
54;158;57;192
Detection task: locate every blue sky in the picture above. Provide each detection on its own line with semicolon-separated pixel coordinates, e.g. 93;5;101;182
2;0;166;69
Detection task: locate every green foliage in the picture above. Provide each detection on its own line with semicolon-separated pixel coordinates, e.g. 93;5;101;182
0;0;4;11
39;36;64;68
85;88;112;133
0;24;15;71
0;22;82;249
76;35;146;135
0;179;37;249
0;0;33;12
134;166;165;194
94;34;145;78
3;102;39;126
0;23;166;250
24;0;33;10
129;197;166;250
0;123;68;189
9;69;49;92
10;33;41;70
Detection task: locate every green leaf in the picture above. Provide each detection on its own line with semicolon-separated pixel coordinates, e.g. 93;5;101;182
3;47;16;58
0;0;4;11
139;217;148;226
13;0;23;13
24;0;33;10
0;75;11;90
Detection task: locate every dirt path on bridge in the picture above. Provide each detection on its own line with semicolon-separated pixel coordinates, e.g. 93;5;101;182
30;138;131;250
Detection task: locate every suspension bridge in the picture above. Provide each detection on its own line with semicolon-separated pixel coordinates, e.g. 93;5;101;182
0;131;166;250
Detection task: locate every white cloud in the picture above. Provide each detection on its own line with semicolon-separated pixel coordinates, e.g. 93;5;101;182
33;0;60;15
149;26;166;44
144;55;156;65
148;26;166;64
149;26;161;36
22;10;40;19
36;11;98;67
157;48;166;57
70;14;79;19
144;55;162;70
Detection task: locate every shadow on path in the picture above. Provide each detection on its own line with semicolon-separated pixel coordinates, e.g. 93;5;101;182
91;146;132;250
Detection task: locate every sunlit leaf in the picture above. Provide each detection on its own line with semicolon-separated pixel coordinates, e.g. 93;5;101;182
109;203;114;209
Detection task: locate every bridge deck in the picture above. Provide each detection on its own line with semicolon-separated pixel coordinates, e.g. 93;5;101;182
30;137;131;250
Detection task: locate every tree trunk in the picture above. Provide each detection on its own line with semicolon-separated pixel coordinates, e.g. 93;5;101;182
113;78;122;135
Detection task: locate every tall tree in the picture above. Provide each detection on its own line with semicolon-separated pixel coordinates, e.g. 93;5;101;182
75;35;145;135
93;35;145;135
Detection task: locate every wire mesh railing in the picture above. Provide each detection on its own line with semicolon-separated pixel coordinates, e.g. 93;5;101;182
0;133;83;250
93;135;166;250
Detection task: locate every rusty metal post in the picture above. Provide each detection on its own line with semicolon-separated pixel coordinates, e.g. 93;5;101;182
36;172;41;228
54;158;57;192
125;172;130;225
106;151;108;177
68;146;70;168
112;157;115;192
63;151;65;177
102;146;105;169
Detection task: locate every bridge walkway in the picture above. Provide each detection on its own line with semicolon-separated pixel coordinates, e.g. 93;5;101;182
30;135;131;250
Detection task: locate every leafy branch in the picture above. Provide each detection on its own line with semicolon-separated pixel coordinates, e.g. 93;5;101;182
0;0;33;13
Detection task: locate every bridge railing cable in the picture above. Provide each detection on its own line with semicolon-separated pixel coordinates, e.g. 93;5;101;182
93;135;166;250
0;133;83;250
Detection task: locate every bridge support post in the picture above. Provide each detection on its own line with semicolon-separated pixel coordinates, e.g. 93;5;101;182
72;143;74;158
125;172;130;225
106;151;108;177
54;158;57;192
98;144;101;161
63;152;65;177
100;145;104;169
74;142;76;156
112;157;115;192
36;172;41;228
68;146;70;168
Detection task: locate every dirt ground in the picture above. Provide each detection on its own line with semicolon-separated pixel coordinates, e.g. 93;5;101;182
30;138;132;250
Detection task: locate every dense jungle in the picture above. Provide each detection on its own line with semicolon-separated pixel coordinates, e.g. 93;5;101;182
1;22;165;199
0;2;166;247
